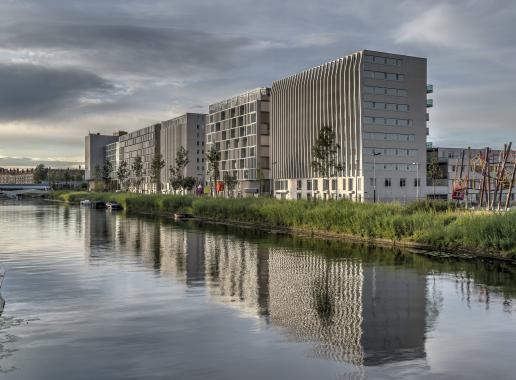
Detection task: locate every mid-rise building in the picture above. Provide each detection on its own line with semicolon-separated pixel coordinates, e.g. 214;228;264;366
160;113;206;192
271;50;430;202
206;88;271;196
119;124;161;193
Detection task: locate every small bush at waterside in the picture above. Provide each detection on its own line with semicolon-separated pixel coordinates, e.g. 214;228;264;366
48;192;516;256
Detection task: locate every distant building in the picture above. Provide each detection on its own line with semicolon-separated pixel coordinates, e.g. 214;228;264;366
160;113;206;192
0;168;34;184
206;88;271;196
271;50;431;202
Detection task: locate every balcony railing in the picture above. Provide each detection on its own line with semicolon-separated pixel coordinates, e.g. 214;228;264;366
426;99;433;107
426;84;433;93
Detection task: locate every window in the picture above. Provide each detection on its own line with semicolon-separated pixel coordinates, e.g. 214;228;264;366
307;193;312;200
313;180;319;191
297;180;302;191
385;178;392;187
414;178;420;187
296;193;302;200
348;178;353;191
331;179;337;190
323;179;329;191
400;178;406;187
307;180;312;191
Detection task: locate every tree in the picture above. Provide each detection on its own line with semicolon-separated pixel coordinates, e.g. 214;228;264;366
63;168;71;188
428;157;442;198
102;160;113;192
33;164;47;183
150;154;165;193
182;176;197;193
169;146;189;194
116;160;130;192
311;126;344;200
223;172;238;198
206;145;221;196
132;156;144;194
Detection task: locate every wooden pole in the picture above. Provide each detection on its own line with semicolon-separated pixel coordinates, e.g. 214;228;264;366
465;147;471;208
505;153;516;211
491;145;503;210
486;148;491;211
497;143;511;211
479;149;487;208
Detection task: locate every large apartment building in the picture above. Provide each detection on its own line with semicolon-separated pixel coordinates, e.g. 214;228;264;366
271;50;430;202
85;133;120;188
160;113;206;192
205;88;271;195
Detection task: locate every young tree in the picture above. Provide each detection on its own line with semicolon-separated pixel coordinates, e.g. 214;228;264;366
223;172;238;198
116;160;130;191
102;160;113;192
428;157;442;198
33;164;48;183
169;146;189;194
63;168;71;188
182;176;197;194
311;126;344;200
206;145;221;196
132;156;144;194
150;154;165;193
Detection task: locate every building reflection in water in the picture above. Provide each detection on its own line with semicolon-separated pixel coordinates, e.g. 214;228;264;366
84;210;432;374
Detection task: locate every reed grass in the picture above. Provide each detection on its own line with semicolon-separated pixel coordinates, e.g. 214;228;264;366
48;191;516;257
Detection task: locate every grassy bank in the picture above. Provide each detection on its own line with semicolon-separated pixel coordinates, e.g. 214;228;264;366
47;191;516;258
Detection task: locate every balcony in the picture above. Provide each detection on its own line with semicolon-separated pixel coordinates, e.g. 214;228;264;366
426;99;433;108
426;84;433;94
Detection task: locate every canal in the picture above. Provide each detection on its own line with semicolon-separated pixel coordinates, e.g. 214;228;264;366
1;200;516;379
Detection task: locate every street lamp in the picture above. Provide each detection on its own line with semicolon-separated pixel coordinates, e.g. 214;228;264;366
412;162;420;201
372;151;382;203
271;161;277;198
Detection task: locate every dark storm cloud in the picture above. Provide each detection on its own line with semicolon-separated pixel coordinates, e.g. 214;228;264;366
0;63;113;120
0;23;251;76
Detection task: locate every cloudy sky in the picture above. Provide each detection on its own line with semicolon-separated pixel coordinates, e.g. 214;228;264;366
1;0;515;168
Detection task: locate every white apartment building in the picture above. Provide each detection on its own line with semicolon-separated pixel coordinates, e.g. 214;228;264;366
271;50;431;202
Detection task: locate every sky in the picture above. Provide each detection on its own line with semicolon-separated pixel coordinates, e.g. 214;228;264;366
1;0;516;168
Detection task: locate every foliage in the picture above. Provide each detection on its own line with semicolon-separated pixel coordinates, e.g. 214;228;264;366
169;146;189;194
428;157;442;196
311;126;344;187
116;160;130;191
206;145;221;195
131;156;144;193
33;164;48;183
182;176;197;192
150;154;165;192
223;172;238;197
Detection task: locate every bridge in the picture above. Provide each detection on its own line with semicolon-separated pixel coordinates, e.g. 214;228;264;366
0;184;51;198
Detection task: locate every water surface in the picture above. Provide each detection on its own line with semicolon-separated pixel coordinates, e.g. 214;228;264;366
1;200;516;379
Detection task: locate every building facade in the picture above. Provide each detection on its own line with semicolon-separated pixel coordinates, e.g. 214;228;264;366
271;50;430;202
160;113;206;192
119;124;161;193
206;88;271;196
85;133;119;183
0;168;34;184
